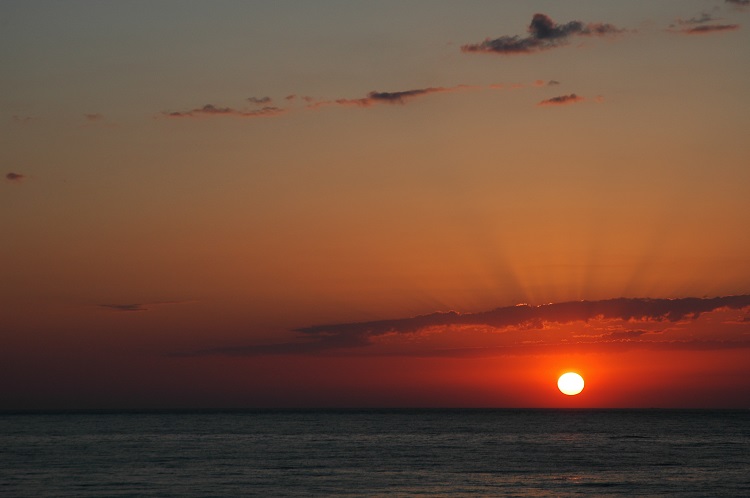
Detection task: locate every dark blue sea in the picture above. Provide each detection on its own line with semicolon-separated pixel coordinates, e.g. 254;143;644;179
1;409;748;496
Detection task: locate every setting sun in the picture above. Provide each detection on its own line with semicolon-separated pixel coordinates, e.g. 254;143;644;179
558;372;585;396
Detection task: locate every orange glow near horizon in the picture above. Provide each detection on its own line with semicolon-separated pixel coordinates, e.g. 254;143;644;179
2;2;750;410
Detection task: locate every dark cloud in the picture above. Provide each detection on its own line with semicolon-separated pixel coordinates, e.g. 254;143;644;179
5;172;25;182
461;13;626;55
297;296;750;336
247;96;272;105
316;87;445;108
538;94;584;106
175;295;750;358
308;85;473;109
726;0;749;6
673;24;740;34
163;104;285;119
84;113;103;121
601;330;648;340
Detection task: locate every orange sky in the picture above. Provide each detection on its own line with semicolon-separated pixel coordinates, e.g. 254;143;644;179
2;1;750;409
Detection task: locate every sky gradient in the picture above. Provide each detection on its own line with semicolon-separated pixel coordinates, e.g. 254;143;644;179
2;0;750;409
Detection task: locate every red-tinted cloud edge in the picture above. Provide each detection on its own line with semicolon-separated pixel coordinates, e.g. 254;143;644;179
171;295;750;358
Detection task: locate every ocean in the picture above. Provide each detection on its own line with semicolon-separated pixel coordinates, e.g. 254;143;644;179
1;409;748;496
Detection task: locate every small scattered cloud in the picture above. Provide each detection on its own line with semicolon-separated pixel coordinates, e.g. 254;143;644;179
163;80;566;120
531;80;562;87
162;104;286;119
672;23;740;34
247;96;272;105
5;171;26;183
99;301;193;312
676;13;718;25
308;85;473;109
538;94;585;106
11;115;37;124
306;81;551;110
5;172;25;183
84;113;104;121
461;13;627;55
100;304;147;312
669;10;740;34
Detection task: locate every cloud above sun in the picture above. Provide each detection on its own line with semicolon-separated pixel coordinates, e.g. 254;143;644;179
461;13;627;55
173;295;750;358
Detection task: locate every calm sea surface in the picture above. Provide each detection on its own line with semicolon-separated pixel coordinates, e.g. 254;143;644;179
1;409;748;496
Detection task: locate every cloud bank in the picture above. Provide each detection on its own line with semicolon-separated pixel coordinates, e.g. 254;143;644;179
175;295;750;358
461;13;626;55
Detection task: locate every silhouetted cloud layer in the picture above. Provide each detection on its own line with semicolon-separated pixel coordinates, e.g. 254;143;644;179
176;295;750;357
726;0;749;6
538;94;584;106
462;13;626;55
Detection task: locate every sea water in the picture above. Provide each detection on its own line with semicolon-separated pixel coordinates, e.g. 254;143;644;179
1;409;748;496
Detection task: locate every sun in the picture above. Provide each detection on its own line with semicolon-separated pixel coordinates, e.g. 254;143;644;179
557;372;585;396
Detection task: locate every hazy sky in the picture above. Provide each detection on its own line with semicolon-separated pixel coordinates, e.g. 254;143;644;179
2;0;750;409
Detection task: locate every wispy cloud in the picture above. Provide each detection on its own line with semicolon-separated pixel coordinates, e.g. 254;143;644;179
247;96;272;105
5;172;25;182
307;85;474;109
673;12;719;26
726;0;749;6
84;113;104;121
173;295;750;358
99;301;193;312
162;104;286;119
538;94;585;106
100;304;148;312
162;80;561;120
306;81;553;110
11;115;37;124
461;13;627;55
671;23;740;34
